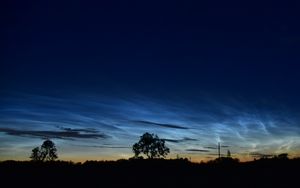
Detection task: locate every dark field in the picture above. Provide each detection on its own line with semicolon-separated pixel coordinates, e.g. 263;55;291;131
1;158;299;188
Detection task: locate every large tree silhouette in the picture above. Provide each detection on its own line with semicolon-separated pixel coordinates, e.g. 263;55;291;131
132;132;170;159
30;139;58;161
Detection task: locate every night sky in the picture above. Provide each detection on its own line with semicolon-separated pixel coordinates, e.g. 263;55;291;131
1;1;300;162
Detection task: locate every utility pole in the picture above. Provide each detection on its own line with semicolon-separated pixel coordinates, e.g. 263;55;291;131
218;142;221;159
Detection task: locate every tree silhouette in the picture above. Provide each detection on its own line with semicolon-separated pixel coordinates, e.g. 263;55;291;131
30;139;58;162
132;132;170;159
277;153;288;160
227;150;231;158
30;147;42;161
40;139;58;161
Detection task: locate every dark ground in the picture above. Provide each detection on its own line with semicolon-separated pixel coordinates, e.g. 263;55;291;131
0;158;299;188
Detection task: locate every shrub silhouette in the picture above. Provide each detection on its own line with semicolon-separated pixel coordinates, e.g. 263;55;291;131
277;153;288;160
30;139;58;161
132;132;170;159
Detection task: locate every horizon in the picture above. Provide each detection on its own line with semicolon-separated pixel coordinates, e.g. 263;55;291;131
1;1;300;162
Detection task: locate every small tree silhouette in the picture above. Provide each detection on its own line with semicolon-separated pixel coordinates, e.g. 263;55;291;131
227;150;231;158
30;147;42;161
30;139;58;162
277;153;288;160
132;132;170;159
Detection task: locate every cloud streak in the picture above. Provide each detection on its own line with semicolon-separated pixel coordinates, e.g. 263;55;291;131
133;120;189;130
72;144;131;149
163;137;198;143
0;127;108;139
186;149;210;152
58;127;99;133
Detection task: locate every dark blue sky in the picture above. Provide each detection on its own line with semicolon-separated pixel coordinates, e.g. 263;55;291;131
1;1;300;161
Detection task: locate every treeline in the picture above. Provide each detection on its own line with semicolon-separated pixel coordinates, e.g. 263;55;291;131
1;155;300;166
1;157;299;188
2;134;299;188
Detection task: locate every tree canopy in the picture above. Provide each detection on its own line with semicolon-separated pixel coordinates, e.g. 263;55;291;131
132;132;170;159
30;139;58;161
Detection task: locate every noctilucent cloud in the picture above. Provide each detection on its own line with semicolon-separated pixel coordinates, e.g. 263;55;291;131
1;91;300;161
1;1;300;161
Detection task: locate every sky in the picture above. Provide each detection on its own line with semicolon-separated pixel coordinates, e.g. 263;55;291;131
1;1;300;162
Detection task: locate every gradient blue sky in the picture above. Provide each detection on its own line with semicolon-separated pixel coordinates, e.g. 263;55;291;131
1;1;300;161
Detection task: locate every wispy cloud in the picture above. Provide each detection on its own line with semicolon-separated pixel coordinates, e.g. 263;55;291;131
186;149;210;152
58;127;99;133
133;120;189;129
72;144;131;149
0;127;109;139
1;92;300;161
204;145;230;149
249;152;275;158
163;137;198;143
